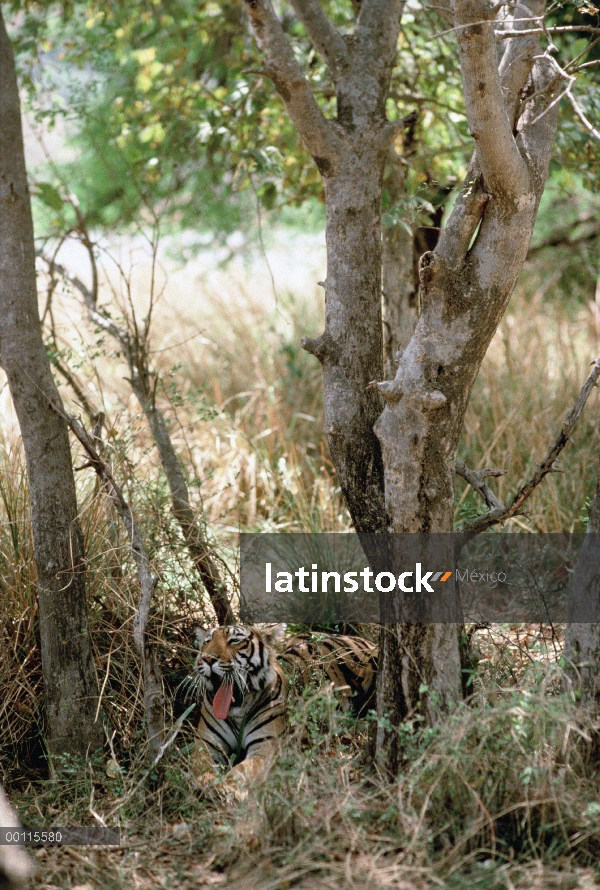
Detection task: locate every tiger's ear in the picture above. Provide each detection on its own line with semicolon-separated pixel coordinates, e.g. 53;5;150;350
195;627;211;648
260;622;287;648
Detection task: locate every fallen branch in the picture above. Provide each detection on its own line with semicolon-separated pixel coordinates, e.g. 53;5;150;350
66;414;165;760
458;357;600;534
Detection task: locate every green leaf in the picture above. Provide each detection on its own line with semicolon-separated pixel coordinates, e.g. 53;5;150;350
36;182;64;212
259;181;277;210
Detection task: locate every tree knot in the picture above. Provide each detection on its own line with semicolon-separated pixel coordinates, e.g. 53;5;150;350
300;332;340;365
420;390;447;410
418;251;436;286
367;379;403;403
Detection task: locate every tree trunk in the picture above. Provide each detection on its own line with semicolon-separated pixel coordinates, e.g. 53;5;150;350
239;0;560;778
0;9;102;756
382;149;417;378
373;0;559;773
240;0;403;534
382;221;416;378
564;474;600;711
302;153;387;532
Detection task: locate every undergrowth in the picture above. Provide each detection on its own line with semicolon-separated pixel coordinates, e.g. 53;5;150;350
1;243;600;887
9;673;600;889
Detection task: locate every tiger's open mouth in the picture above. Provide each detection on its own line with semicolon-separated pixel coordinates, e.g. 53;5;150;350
211;676;244;719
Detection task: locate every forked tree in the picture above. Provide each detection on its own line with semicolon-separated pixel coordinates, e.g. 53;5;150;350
0;8;102;756
237;0;579;772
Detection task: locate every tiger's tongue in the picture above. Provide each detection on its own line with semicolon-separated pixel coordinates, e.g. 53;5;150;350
213;681;234;720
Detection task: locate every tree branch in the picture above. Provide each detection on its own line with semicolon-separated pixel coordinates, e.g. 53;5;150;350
434;173;490;268
454;0;530;201
42;252;234;625
495;24;600;39
241;0;340;164
498;0;545;126
459;357;600;534
355;0;404;81
455;459;505;511
288;0;348;81
66;414;165;760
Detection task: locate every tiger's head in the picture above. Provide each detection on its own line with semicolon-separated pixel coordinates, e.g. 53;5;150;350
187;623;286;721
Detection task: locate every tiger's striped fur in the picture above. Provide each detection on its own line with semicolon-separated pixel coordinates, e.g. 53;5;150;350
189;623;287;791
279;632;378;716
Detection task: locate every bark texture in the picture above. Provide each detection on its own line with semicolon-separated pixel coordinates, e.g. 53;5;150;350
241;0;562;777
0;8;101;756
373;0;560;772
382;149;418;378
564;474;600;711
0;785;34;889
242;0;405;532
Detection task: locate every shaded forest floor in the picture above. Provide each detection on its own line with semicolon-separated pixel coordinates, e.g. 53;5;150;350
2;241;600;888
10;626;600;890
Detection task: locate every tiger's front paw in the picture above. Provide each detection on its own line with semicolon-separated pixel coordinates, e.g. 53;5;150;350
189;746;219;792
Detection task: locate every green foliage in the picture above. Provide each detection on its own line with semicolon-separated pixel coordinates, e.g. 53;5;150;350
9;0;600;249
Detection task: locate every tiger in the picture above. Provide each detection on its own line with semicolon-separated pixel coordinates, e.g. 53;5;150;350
279;631;378;716
188;623;288;794
186;624;378;794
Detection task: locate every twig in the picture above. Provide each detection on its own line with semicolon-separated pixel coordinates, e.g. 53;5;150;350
455;460;506;511
65;413;165;760
459;356;600;534
105;703;196;821
40;248;234;625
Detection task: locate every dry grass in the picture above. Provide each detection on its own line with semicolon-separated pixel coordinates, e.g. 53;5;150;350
1;240;600;887
12;675;600;890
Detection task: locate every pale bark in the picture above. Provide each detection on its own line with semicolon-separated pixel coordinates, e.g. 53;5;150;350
382;222;416;376
382;148;417;377
242;0;404;532
0;7;102;756
373;0;560;772
0;785;34;889
303;158;388;532
241;0;562;776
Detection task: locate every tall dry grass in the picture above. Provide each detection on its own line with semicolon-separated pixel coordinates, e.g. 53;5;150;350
1;240;600;886
1;248;599;782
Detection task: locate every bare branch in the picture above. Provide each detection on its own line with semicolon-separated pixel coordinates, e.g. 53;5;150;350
43;251;234;625
455;459;505;510
459;357;600;534
41;255;128;348
454;0;530;201
49;351;97;421
66;414;165;760
568;89;600;143
425;0;454;25
288;0;348;81
498;0;545;126
241;0;340;164
434;173;490;268
495;24;600;39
